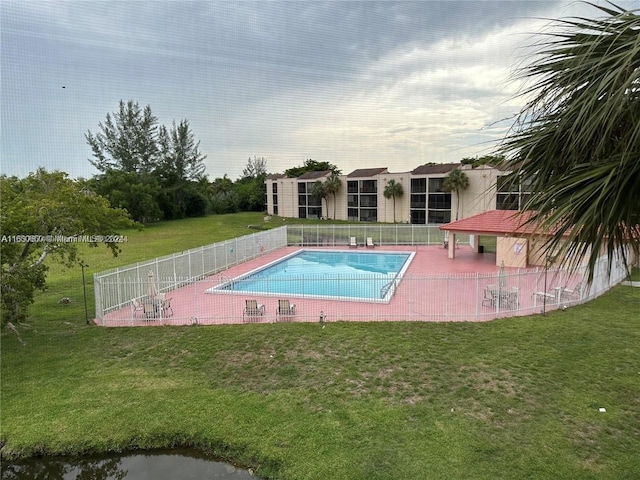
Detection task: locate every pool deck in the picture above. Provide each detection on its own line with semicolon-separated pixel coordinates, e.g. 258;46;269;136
99;244;576;327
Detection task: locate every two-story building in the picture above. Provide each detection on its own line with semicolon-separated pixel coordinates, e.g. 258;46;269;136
265;162;526;223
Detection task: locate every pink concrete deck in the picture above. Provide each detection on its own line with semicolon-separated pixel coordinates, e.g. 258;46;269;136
99;245;583;327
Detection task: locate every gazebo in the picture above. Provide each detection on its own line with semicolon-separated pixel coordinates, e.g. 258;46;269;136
440;210;555;268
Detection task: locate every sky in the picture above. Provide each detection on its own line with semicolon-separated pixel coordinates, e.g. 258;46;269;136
1;1;633;181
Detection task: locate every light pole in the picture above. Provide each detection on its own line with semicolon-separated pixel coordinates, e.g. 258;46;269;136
80;261;89;325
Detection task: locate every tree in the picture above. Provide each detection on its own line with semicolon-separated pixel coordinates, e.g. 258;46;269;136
87;102;208;220
243;156;267;178
460;155;505;168
157;120;208;218
311;181;327;217
235;156;267;212
86;100;159;174
87;170;162;223
207;175;239;214
323;172;342;220
498;2;640;280
383;179;404;223
443;169;469;221
0;169;137;324
284;159;341;177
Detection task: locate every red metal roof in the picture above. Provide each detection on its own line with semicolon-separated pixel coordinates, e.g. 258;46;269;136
440;210;538;236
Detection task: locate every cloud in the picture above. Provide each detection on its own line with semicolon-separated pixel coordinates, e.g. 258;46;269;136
4;0;633;180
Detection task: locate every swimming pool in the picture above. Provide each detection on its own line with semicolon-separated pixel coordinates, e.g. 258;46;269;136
207;249;415;302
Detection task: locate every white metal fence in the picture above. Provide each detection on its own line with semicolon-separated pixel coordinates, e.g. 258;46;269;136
94;227;288;318
285;224;459;247
93;225;630;326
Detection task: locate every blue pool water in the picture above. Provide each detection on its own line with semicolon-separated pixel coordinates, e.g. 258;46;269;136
207;249;414;302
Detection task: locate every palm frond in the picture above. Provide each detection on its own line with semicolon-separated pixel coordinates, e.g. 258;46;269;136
499;2;640;281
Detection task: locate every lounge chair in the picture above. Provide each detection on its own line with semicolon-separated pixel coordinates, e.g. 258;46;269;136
276;299;296;321
349;236;357;248
561;281;583;300
366;237;375;248
532;288;560;306
243;299;265;322
131;298;145;318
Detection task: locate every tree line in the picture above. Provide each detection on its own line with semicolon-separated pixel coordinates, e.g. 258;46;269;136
85;100;267;223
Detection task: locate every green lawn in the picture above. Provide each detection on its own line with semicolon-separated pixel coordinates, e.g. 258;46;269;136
2;214;639;479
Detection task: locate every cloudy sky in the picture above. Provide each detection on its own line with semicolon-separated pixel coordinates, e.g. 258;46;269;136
0;1;631;180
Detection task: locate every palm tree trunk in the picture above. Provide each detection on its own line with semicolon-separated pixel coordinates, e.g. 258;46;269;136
393;196;396;223
333;194;336;220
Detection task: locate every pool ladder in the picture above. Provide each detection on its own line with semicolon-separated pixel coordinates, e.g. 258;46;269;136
380;279;396;299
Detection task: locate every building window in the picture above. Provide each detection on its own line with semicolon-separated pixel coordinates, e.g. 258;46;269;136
298;207;307;218
496;175;531;210
428;210;451;224
347;208;359;221
360;208;377;222
427;177;451;224
411;178;426;193
272;183;278;193
298;195;306;206
307;195;321;207
411;210;426;224
410;194;426;209
347;194;358;207
360;180;377;193
428;193;451;210
272;194;278;206
273;206;278;215
308;206;321;219
360;195;377;207
347;181;358;193
298;183;306;194
428;177;445;192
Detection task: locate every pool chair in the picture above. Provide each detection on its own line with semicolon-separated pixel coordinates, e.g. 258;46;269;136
276;299;296;321
504;287;519;309
161;297;174;317
349;236;358;248
243;299;265;322
366;237;375;248
561;281;583;300
482;285;497;307
131;298;145;318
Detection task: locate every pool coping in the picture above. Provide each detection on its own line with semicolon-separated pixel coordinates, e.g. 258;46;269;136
204;248;416;304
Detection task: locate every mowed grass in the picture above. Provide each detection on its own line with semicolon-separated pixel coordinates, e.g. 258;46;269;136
2;214;639;479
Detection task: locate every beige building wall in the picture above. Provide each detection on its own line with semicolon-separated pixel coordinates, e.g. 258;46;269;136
267;177;298;218
330;184;348;221
496;237;529;268
378;173;410;223
266;164;509;224
458;165;500;218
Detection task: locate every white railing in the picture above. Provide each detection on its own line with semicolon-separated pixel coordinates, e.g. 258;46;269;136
285;224;462;247
94;248;629;327
93;227;288;318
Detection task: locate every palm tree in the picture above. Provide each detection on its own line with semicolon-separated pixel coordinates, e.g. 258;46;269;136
311;181;327;218
443;169;469;221
323;173;342;220
383;179;404;223
498;3;640;280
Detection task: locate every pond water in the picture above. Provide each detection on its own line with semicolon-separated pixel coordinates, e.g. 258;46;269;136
1;449;260;479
